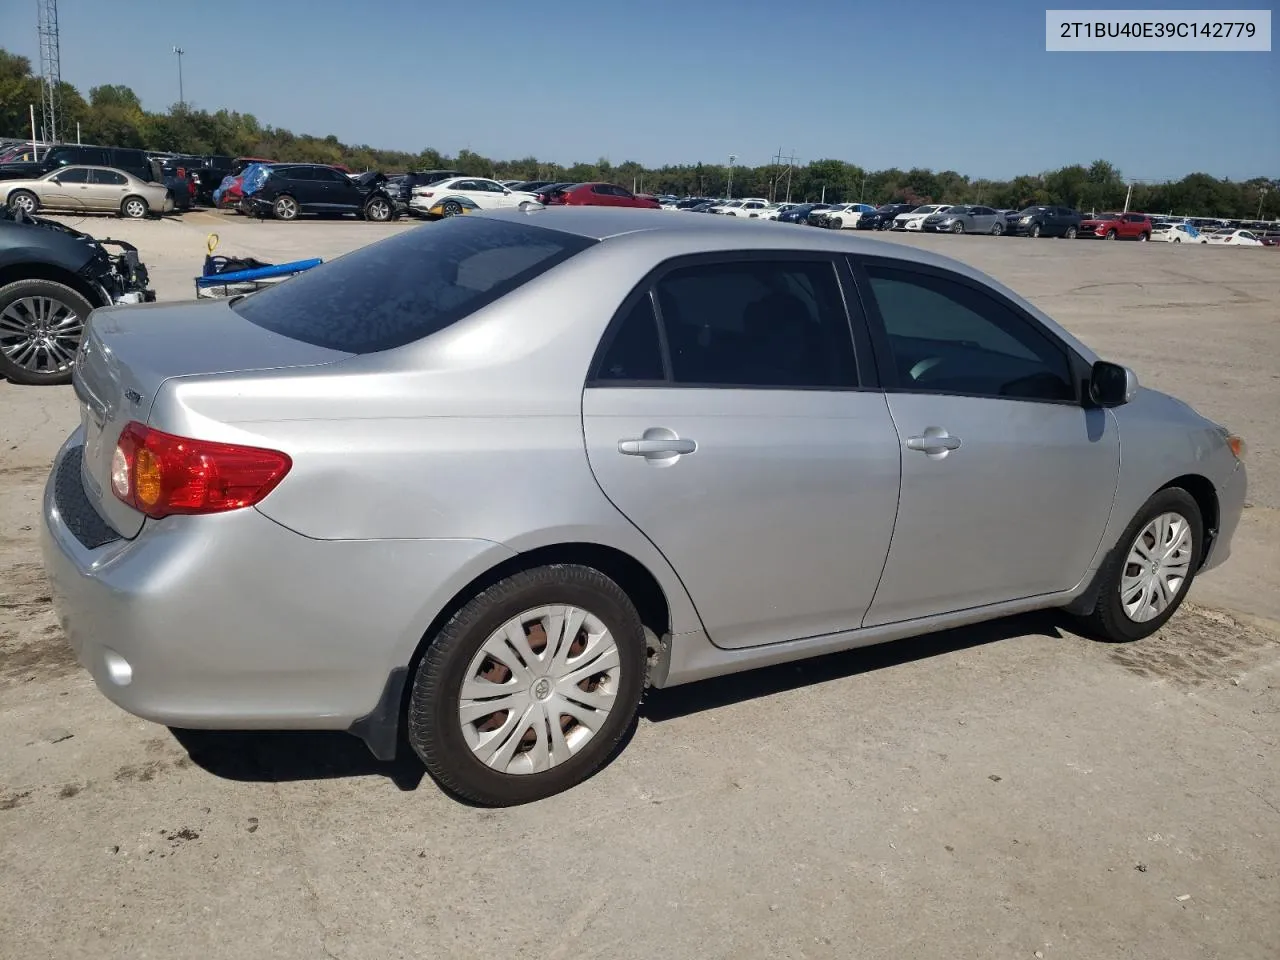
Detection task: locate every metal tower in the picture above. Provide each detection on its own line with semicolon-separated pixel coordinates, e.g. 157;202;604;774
37;0;62;144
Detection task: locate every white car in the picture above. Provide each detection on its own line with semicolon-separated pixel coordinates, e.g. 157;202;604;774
893;204;952;231
762;202;799;221
822;203;877;229
409;177;539;216
1150;222;1201;243
716;198;773;217
1201;228;1263;247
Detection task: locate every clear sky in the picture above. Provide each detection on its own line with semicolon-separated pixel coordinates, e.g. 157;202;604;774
2;0;1276;180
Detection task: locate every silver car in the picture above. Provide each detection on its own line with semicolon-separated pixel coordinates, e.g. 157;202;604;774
2;165;173;219
41;209;1247;805
922;204;1004;235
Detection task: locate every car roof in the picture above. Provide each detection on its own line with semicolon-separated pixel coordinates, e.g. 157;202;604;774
466;207;1102;364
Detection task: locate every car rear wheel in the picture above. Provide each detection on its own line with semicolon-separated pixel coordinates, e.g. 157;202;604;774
1139;232;1149;242
7;190;38;216
273;195;299;221
364;196;393;222
442;200;463;217
407;564;648;806
1065;225;1078;239
1074;488;1202;643
120;196;149;220
0;279;93;386
1173;237;1182;244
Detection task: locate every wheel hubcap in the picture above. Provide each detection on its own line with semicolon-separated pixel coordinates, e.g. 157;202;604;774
0;296;83;375
1120;512;1193;623
14;195;34;212
458;605;621;775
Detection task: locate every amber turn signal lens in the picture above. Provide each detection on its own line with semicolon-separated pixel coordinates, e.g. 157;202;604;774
1226;435;1246;460
133;447;164;506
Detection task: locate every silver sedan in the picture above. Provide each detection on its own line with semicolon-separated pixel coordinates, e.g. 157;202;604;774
922;204;1005;234
1;165;173;219
42;209;1247;805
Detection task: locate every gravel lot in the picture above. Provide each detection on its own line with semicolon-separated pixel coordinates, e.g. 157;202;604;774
2;210;1278;960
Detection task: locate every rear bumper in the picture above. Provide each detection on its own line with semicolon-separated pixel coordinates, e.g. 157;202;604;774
40;431;510;734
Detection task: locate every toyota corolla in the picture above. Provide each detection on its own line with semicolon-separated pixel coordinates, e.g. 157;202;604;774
42;208;1246;805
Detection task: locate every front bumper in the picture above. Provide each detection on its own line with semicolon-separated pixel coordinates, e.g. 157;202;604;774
1202;458;1247;574
40;431;506;733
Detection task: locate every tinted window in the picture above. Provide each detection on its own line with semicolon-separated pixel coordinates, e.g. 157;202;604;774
595;295;665;382
285;167;315;181
591;184;611;195
53;167;90;184
864;265;1074;402
315;167;347;183
91;169;126;185
654;260;857;388
232;217;596;354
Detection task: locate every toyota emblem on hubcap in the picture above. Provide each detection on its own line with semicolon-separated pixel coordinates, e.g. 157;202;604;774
533;678;552;700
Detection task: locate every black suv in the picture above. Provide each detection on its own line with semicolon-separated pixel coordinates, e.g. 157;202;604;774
247;164;398;222
855;203;917;230
0;144;158;183
1008;205;1082;238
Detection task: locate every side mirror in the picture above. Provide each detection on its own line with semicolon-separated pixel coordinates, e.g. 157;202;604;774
1090;360;1138;407
49;176;60;184
503;188;511;195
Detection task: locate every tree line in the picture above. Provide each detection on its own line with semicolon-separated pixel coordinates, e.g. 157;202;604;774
2;49;1275;220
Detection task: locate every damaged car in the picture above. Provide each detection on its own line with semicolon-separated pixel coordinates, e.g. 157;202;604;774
245;164;399;221
0;207;154;385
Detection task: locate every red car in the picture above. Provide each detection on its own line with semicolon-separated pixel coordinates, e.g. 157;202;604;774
1078;211;1153;241
536;182;660;209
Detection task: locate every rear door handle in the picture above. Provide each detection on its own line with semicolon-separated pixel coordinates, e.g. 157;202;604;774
619;438;696;456
906;436;960;452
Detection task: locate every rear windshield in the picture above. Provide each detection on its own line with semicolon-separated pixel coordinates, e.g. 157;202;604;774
231;217;596;353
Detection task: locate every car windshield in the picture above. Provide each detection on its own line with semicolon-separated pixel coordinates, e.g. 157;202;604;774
231;218;597;354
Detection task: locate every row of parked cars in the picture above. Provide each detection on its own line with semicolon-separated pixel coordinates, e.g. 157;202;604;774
657;195;1280;246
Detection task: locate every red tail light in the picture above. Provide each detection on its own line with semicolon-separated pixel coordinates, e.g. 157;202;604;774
111;422;292;519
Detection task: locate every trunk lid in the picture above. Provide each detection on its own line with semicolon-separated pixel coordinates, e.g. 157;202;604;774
74;298;350;538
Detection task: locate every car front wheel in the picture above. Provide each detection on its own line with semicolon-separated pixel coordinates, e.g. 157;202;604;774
0;279;93;386
364;196;393;222
1075;487;1203;642
407;564;648;805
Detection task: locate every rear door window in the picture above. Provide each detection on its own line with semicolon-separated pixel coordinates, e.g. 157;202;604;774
231;217;596;353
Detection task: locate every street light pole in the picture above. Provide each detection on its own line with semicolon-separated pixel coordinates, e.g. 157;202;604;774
727;154;736;199
172;46;185;110
1259;187;1268;221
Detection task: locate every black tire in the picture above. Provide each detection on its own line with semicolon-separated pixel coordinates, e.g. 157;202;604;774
0;278;96;386
120;196;149;220
1065;225;1078;239
441;200;463;217
1031;223;1042;238
991;221;1004;236
1173;237;1181;244
364;196;393;222
273;195;299;221
951;220;964;234
407;564;648;806
7;190;39;216
1139;232;1149;242
1105;228;1118;240
1074;487;1203;643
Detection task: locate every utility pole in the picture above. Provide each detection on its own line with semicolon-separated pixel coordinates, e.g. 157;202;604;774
173;46;185;110
784;149;796;203
1122;181;1134;214
37;0;62;144
727;154;736;199
1258;187;1268;221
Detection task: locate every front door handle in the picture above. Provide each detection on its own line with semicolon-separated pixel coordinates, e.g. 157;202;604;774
619;438;696;457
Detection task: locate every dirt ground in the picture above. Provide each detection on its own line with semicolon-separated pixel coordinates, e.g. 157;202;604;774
1;210;1277;960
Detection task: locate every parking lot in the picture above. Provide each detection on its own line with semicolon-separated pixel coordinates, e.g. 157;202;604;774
2;211;1278;960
